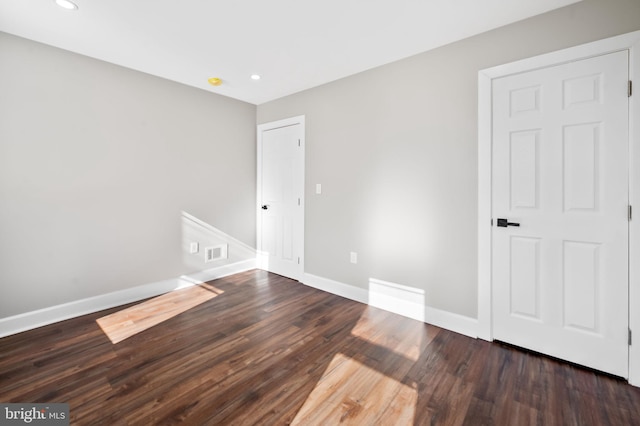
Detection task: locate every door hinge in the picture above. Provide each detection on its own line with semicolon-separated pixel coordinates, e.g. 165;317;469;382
298;139;301;147
629;205;633;221
297;257;300;264
491;218;494;226
629;329;632;346
629;80;633;97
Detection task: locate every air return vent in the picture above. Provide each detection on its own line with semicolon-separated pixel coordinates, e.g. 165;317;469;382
204;244;228;263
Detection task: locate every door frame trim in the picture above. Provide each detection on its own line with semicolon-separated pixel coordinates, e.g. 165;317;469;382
478;30;640;384
256;115;306;281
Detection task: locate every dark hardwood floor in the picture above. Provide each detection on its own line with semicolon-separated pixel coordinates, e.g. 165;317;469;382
1;269;640;425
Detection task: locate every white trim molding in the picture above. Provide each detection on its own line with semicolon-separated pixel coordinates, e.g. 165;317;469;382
0;259;256;339
303;273;369;305
478;30;640;385
302;273;478;338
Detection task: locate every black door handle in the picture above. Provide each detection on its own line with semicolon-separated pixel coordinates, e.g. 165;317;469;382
497;218;520;227
261;205;269;210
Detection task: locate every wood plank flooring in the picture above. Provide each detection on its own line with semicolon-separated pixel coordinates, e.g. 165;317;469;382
96;283;224;344
1;269;640;425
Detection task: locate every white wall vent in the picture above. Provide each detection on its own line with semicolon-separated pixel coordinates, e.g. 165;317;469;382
204;244;228;263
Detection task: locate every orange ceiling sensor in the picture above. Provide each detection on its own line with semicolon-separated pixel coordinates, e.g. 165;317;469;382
207;77;222;86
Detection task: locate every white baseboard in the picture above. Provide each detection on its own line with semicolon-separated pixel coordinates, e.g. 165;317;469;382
302;273;369;304
2;261;478;341
0;258;256;339
302;273;478;338
420;305;479;339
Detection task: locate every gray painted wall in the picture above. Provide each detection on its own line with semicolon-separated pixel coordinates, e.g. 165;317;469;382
2;0;639;322
257;0;640;318
0;33;257;318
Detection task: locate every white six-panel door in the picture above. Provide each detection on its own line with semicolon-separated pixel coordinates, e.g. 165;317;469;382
492;51;629;377
258;121;304;280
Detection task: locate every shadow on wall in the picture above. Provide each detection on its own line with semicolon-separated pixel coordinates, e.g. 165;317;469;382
181;211;255;272
94;212;258;345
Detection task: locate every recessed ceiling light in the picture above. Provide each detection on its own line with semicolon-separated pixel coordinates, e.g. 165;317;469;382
55;0;78;10
250;74;261;81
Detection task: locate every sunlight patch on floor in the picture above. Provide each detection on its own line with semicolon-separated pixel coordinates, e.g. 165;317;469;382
291;307;429;425
96;283;223;344
349;308;425;362
291;353;418;425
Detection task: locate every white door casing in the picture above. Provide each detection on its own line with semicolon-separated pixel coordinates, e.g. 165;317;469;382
478;31;640;385
257;116;305;280
492;51;629;377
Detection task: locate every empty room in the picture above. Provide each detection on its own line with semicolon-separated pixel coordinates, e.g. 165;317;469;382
2;0;640;424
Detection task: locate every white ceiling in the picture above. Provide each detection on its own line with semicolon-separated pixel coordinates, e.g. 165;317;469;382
0;0;580;105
